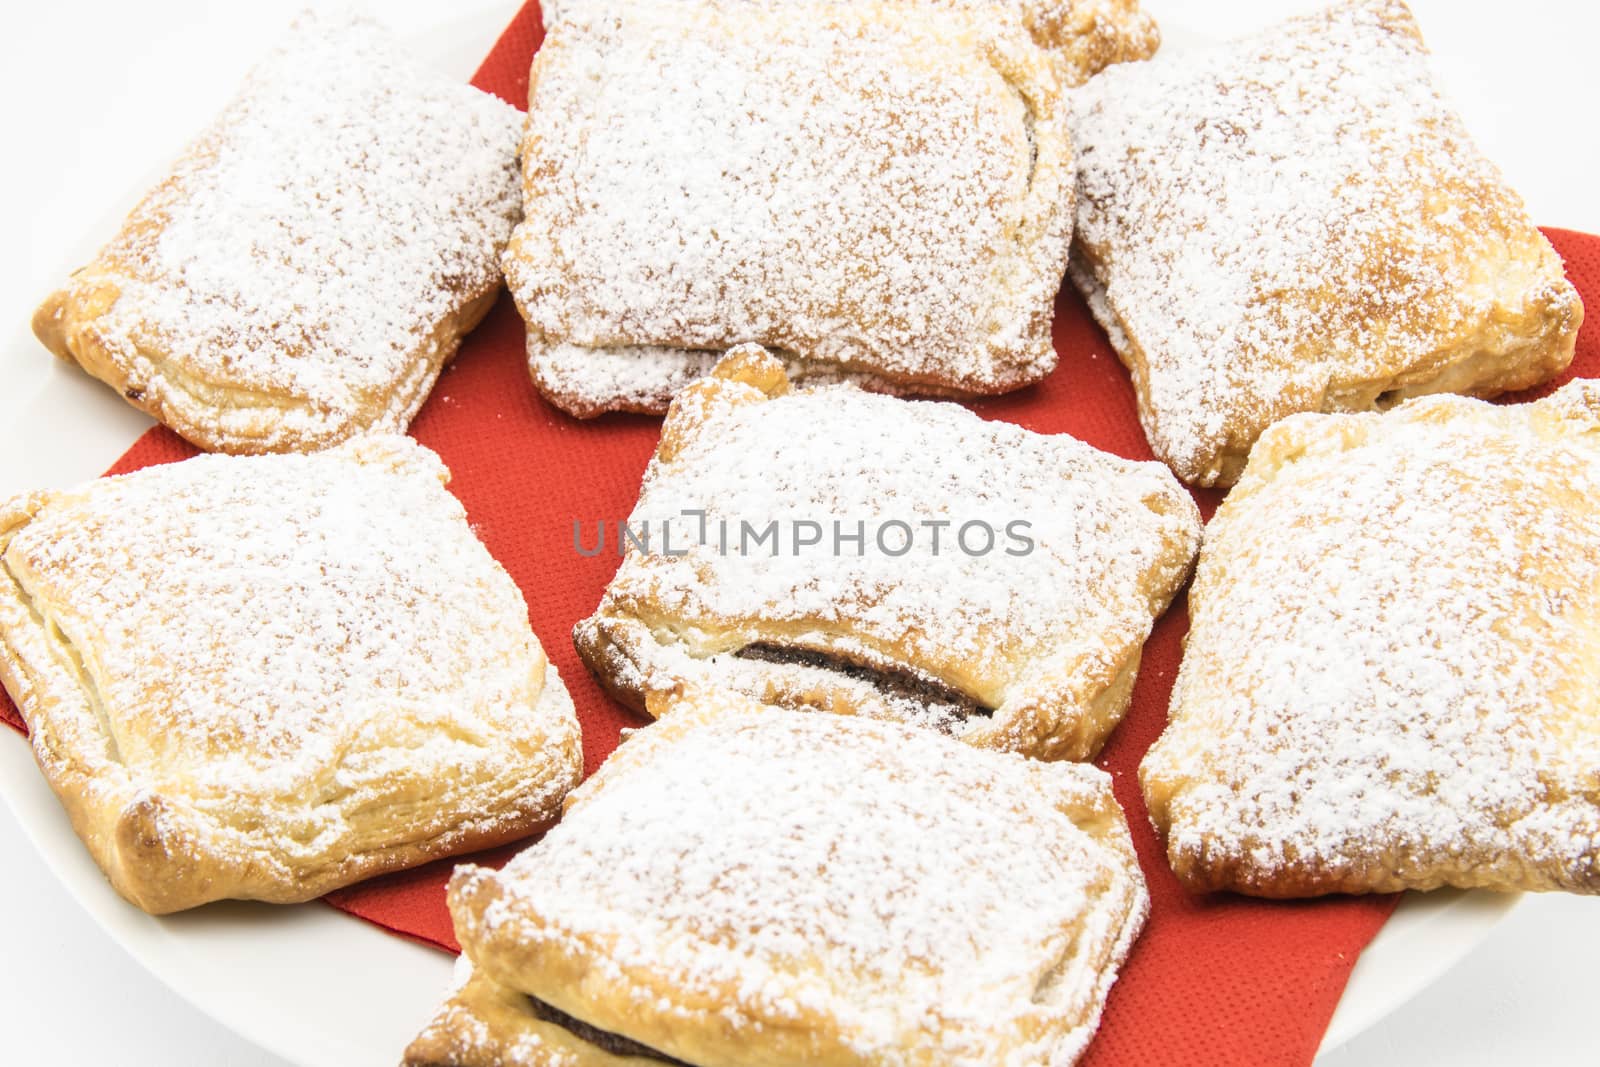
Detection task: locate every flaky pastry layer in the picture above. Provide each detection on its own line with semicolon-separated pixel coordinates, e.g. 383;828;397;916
539;0;1160;87
1142;381;1600;896
1068;0;1581;486
574;347;1200;760
31;13;523;454
405;691;1148;1066
512;0;1075;416
0;437;582;913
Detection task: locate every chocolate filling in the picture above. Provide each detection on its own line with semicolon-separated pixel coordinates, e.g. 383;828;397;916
733;643;990;730
526;996;695;1065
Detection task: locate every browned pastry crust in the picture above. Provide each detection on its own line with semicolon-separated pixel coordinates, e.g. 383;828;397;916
574;348;1200;760
31;13;523;454
1068;0;1581;486
0;437;582;913
510;0;1076;416
405;691;1149;1066
1141;382;1600;896
1023;0;1159;82
538;0;1160;86
404;966;663;1067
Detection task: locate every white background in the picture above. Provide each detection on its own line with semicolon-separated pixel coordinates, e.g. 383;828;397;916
1;1;1598;1064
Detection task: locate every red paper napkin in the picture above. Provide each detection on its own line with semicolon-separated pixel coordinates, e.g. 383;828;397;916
4;4;1597;1063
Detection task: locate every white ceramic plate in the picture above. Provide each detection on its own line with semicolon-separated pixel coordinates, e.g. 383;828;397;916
0;6;1519;1066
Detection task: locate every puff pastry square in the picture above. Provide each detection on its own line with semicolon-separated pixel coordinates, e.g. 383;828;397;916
1141;381;1600;897
539;0;1160;86
404;690;1149;1067
511;0;1075;416
31;13;524;454
1068;0;1582;486
0;437;582;914
575;348;1201;760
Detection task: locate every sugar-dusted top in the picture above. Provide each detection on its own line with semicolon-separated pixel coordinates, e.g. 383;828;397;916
70;13;523;444
1143;381;1600;894
510;0;1072;400
459;700;1146;1064
1069;0;1576;484
607;373;1199;717
539;0;1159;85
2;438;567;857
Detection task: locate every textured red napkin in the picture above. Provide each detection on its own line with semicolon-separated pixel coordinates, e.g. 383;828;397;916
4;4;1598;1063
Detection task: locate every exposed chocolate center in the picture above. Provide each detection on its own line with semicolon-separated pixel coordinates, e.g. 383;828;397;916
526;996;695;1065
733;643;990;730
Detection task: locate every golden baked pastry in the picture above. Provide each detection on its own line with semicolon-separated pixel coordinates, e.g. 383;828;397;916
1022;0;1159;81
1142;382;1600;897
404;689;1149;1066
574;348;1200;760
511;0;1075;417
539;0;1160;86
0;437;582;914
32;13;524;454
1068;0;1582;486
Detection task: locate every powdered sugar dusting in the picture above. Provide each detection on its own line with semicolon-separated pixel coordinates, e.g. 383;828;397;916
1068;0;1578;485
61;12;523;449
632;387;1184;672
510;0;1073;414
529;341;725;417
1142;381;1600;894
1;437;578;865
582;371;1200;755
540;0;1159;85
527;338;954;418
1012;0;1159;82
460;705;1147;1064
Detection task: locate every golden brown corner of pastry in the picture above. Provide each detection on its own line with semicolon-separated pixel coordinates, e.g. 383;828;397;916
399;959;513;1067
398;1024;456;1067
708;342;789;393
1;443;580;913
569;612;647;714
1037;0;1163;85
639;686;688;723
632;687;752;749
1230;408;1372;498
105;793;214;915
28;276;142;407
1370;0;1427;43
29;287;72;362
1538;375;1600;432
1144;385;1600;896
656;344;790;462
333;433;452;486
408;705;1149;1064
642;682;770;727
0;490;45;542
401;956;636;1067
